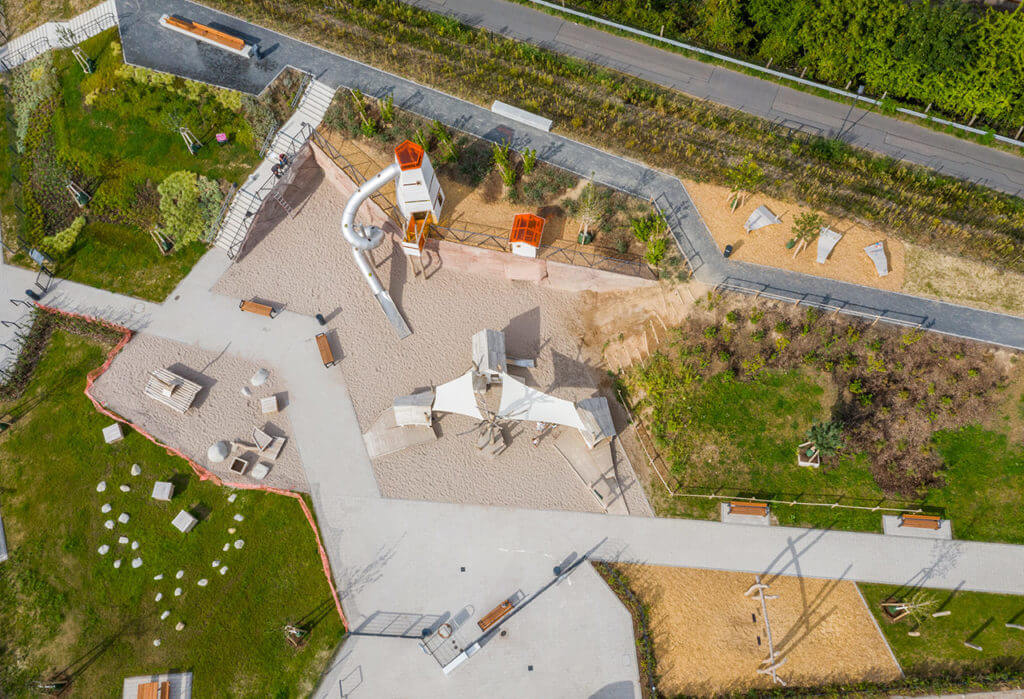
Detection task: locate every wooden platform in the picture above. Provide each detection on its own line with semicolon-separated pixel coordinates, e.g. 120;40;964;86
144;368;201;413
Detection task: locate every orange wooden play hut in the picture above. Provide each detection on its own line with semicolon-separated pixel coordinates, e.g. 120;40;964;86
509;213;545;258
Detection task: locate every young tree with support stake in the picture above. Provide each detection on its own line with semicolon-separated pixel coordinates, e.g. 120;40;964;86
725;154;764;212
791;211;823;258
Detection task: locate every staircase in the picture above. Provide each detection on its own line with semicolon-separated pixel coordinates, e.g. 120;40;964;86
213;79;337;258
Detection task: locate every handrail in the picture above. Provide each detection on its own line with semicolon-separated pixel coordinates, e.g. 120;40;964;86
206;183;237;243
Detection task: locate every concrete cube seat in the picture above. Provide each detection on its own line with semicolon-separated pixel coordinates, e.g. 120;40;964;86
103;423;124;444
171;510;198;533
151;481;174;501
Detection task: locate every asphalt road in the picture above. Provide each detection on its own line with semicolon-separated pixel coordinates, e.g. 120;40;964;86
404;0;1024;198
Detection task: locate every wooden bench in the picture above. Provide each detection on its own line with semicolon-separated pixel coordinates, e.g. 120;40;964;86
728;501;769;517
478;599;515;632
316;332;337;368
239;299;276;317
164;15;246;51
900;513;941;530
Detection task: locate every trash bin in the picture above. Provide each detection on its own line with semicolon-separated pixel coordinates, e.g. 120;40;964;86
25;289;41;301
315;313;326;326
577;231;594;245
723;244;733;259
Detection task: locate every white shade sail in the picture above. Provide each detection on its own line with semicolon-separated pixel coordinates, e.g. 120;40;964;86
497;373;585;430
432;371;483;420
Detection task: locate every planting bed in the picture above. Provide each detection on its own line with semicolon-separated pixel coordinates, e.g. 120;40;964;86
0;28;295;300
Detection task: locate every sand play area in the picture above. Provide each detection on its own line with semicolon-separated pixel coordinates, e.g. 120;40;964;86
90;335;306;492
687;179;906;292
214;168;653;515
620;565;901;695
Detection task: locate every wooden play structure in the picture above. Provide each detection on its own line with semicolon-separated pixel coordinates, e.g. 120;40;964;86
899;513;941;530
509;213;544;258
159;14;255;57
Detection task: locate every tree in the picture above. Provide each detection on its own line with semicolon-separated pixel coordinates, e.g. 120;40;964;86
725;154;764;211
791;211;823;257
156;171;223;247
806;420;843;459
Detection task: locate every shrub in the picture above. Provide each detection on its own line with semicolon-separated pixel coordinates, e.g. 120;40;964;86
522;147;537;175
156;171;223;247
806;420;844;458
40;216;85;257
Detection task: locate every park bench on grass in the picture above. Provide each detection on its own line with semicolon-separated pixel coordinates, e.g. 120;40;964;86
316;332;337;368
728;501;769;517
240;299;276;317
900;513;941;530
136;679;171;699
477;598;515;631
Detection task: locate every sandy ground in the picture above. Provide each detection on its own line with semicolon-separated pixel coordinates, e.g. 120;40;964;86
620;565;901;696
214;175;653;515
688;179;906;292
90;334;307;491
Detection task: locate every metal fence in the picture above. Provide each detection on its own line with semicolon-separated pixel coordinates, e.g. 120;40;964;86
0;11;116;72
714;279;925;329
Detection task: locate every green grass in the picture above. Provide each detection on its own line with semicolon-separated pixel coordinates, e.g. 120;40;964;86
7;28;261;301
650;367;1024;541
0;330;344;697
654;370;894;531
860;583;1024;673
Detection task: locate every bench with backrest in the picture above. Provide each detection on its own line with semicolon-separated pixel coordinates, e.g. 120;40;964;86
240;299;276;317
900;513;941;530
478;598;515;631
728;501;769;517
316;332;337;368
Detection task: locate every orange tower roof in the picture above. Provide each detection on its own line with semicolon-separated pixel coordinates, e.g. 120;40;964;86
394;140;424;170
509;213;545;247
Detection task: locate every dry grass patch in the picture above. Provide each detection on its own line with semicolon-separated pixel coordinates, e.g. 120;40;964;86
1;0;101;35
620;564;901;696
903;244;1024;316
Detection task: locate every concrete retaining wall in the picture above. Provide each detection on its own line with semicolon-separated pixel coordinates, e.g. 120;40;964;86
312;143;655;294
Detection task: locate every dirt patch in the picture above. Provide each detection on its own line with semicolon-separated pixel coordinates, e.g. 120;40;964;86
619;564;901;696
903;244;1024;317
688;179;905;291
89;334;307;492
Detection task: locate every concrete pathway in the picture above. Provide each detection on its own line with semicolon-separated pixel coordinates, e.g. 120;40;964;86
114;0;1024;351
404;0;1024;199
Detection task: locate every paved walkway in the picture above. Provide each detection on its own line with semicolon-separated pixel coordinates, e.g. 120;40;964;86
115;0;1024;351
405;0;1024;199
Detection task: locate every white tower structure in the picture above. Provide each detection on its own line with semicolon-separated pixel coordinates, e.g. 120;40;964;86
394;140;444;257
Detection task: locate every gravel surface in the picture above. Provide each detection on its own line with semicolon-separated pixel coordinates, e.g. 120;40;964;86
90;334;307;492
213;177;651;515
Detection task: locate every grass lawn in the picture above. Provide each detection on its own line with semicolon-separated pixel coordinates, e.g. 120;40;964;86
5;28;263;301
0;329;344;697
860;583;1024;674
650;369;899;533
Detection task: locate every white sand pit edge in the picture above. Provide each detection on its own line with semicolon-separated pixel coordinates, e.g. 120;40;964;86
89;334;307;492
212;177;652;515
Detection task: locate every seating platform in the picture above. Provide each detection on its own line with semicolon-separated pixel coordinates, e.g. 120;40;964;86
145;368;201;414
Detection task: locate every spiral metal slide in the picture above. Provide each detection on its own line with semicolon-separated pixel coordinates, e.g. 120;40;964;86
340;162;412;338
